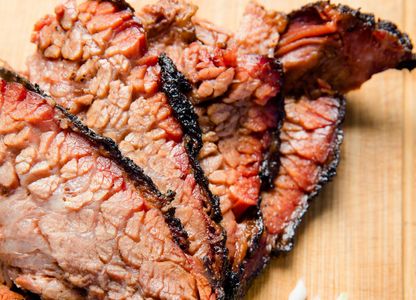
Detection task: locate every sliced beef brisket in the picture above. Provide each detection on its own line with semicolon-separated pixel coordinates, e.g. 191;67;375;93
0;67;218;299
26;0;226;298
23;0;416;298
277;1;416;95
137;0;285;288
262;94;345;251
227;2;414;295
234;2;346;254
179;44;283;273
242;1;415;253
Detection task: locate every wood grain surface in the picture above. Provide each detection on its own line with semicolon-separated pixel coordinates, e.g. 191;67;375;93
0;0;414;299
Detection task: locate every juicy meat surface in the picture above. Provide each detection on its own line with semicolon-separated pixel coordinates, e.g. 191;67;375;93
0;68;217;299
23;0;416;298
27;0;227;296
277;1;416;95
231;2;287;57
240;1;415;252
137;0;284;284
226;2;414;295
261;95;345;251
234;2;344;253
181;44;283;271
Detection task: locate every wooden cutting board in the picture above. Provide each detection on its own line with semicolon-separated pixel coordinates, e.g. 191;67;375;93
0;0;414;299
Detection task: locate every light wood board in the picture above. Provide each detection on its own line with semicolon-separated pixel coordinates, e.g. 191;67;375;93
0;0;414;299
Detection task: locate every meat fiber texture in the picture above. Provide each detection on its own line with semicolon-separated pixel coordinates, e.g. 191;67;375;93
20;0;416;299
0;67;219;299
241;1;415;253
230;3;414;296
180;5;341;296
135;3;345;297
206;2;414;296
136;1;284;287
26;1;227;298
27;1;285;297
277;1;416;95
234;3;346;254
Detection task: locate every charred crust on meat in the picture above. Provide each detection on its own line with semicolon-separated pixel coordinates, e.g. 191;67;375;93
289;1;414;52
272;95;346;253
158;54;223;222
237;255;271;299
202;260;226;300
9;286;41;300
0;65;49;98
377;20;413;50
0;66;172;206
396;54;416;70
233;256;271;300
287;1;415;66
335;4;413;52
158;54;201;154
158;55;228;297
164;208;190;251
260;129;281;190
225;238;271;299
336;4;375;27
186;148;223;223
288;1;375;28
204;246;228;300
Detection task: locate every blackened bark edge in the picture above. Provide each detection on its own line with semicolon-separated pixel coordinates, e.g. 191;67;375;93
158;54;228;299
158;54;223;222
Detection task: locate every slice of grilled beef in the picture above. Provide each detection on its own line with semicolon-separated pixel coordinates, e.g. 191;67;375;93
234;2;346;254
26;1;227;297
136;1;284;292
261;94;345;251
240;1;415;253
0;66;220;299
179;44;283;279
24;0;416;298
226;2;414;296
227;92;345;299
277;1;416;96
